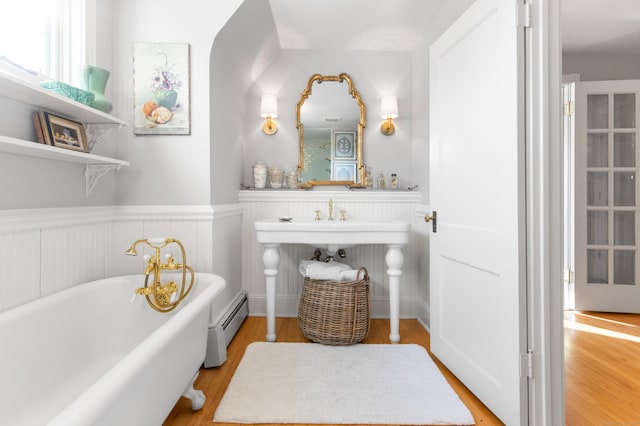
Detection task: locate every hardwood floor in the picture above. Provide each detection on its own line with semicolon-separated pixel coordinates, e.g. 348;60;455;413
564;310;640;424
164;312;640;425
163;317;503;426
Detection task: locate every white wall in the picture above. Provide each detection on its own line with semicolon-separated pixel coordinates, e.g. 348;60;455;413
563;52;640;81
0;0;464;325
0;0;119;210
210;0;279;204
243;49;416;190
112;0;243;206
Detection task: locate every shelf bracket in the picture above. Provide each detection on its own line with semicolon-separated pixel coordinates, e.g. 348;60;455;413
84;164;122;197
84;124;112;151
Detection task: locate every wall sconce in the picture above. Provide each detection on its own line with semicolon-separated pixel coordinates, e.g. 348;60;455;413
260;93;278;135
380;94;398;136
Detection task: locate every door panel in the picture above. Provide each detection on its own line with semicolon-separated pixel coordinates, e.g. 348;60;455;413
429;0;527;424
575;80;640;313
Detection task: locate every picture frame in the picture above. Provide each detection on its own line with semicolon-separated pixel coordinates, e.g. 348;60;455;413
133;42;191;135
331;162;356;181
32;111;49;145
42;112;88;152
333;131;356;160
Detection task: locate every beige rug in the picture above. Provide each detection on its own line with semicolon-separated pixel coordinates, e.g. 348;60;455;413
214;342;474;425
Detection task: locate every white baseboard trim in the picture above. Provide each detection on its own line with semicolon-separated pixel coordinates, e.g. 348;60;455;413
415;296;430;330
417;317;430;333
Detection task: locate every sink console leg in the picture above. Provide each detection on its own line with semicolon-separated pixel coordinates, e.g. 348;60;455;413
263;243;280;342
386;244;404;343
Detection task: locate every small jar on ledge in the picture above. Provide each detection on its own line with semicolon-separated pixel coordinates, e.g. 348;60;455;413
269;165;284;189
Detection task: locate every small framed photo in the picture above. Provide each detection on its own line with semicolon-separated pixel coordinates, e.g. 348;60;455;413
333;131;356;160
43;112;88;152
332;162;356;181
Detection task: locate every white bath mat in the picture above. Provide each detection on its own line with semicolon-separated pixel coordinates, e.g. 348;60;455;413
214;342;475;425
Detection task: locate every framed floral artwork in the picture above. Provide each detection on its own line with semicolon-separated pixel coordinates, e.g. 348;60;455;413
133;42;190;135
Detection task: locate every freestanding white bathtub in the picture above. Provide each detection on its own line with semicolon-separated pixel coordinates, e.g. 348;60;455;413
0;273;225;426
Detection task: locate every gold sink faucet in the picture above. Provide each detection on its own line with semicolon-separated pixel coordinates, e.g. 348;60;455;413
125;237;194;313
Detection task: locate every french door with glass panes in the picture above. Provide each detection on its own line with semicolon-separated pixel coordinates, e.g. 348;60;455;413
575;80;640;313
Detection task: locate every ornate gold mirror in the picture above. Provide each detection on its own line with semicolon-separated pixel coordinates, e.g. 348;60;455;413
296;73;365;187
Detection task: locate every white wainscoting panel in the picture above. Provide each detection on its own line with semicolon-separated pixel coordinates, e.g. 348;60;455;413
210;204;244;324
239;190;423;318
0;205;230;317
0;230;41;312
0;199;425;327
41;222;109;297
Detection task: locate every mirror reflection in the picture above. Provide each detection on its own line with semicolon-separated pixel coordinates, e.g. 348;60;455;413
297;73;365;187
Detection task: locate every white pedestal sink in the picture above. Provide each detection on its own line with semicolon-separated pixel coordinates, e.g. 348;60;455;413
255;218;410;343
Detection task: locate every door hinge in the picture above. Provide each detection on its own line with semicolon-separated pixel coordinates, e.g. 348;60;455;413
563;268;574;284
564;101;575;116
521;349;534;378
518;2;531;28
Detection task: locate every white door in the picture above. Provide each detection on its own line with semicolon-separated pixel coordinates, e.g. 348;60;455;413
574;80;640;313
429;0;527;424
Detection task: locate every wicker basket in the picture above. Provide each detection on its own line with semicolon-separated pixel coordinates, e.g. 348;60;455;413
297;267;370;345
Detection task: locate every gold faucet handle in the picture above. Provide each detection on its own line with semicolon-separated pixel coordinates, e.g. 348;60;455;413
340;210;346;221
163;253;176;269
314;210;321;221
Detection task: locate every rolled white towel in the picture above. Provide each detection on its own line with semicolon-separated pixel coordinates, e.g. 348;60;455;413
336;269;367;282
298;260;351;280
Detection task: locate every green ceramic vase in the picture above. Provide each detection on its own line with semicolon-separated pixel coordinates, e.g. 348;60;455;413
81;65;113;114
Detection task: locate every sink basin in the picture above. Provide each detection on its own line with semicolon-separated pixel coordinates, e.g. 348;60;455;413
254;218;410;254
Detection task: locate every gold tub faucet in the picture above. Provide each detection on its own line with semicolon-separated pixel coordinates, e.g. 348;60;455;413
125;237;194;313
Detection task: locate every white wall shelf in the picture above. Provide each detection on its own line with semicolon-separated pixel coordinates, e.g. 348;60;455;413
0;135;130;196
0;135;129;166
0;69;126;126
0;69;130;197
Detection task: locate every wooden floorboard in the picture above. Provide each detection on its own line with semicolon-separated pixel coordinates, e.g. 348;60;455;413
164;312;640;425
564;310;640;425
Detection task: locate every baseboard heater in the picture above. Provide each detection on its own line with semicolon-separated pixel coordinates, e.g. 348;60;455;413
204;290;249;368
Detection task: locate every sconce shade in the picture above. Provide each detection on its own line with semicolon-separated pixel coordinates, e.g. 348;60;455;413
380;94;398;119
260;93;278;118
380;94;398;135
260;93;278;135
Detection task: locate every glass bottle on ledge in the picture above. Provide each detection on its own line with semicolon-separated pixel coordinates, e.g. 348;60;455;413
287;169;299;189
378;171;386;189
365;167;373;188
391;173;398;189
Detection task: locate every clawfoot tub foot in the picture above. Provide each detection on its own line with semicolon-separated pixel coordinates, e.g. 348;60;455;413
182;372;206;411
